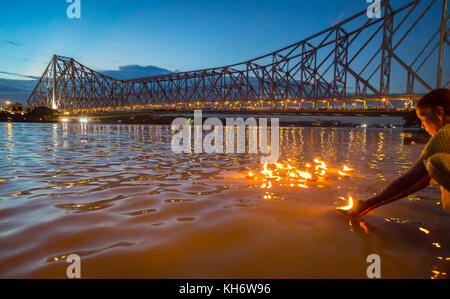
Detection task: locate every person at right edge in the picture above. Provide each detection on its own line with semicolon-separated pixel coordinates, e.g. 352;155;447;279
341;89;450;217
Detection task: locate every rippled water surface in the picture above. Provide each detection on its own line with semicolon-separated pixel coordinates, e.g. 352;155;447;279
0;123;448;278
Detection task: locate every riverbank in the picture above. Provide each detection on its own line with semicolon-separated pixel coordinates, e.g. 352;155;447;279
1;106;422;128
0;112;420;128
0;119;421;129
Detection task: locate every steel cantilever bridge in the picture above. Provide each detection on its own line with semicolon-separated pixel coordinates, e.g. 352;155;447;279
27;0;449;116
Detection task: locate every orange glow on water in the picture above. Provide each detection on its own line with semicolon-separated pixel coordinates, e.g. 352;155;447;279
338;170;348;176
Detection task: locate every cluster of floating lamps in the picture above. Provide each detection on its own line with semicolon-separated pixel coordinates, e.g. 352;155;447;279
246;159;355;207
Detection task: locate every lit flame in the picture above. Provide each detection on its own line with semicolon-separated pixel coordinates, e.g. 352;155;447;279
314;159;328;171
246;159;356;193
337;196;354;211
298;171;312;180
343;165;354;172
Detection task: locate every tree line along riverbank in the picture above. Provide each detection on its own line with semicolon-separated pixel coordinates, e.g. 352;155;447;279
1;106;423;128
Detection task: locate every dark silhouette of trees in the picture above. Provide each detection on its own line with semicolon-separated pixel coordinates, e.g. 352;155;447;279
24;107;60;122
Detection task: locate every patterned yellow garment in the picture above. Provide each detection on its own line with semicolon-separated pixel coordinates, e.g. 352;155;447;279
422;124;450;211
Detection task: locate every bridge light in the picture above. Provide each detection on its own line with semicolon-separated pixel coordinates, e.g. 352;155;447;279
80;118;88;123
61;118;69;123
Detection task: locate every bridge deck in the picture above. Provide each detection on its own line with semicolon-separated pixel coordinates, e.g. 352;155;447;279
69;108;414;119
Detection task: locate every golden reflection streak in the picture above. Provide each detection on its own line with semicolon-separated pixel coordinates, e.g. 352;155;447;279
419;227;430;234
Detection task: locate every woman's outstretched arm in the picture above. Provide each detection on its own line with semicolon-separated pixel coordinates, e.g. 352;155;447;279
343;157;431;217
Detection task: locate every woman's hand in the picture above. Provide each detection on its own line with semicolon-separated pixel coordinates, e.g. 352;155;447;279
337;199;373;217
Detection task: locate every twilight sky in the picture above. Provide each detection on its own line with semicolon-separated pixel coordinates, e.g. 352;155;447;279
0;0;446;86
0;0;398;77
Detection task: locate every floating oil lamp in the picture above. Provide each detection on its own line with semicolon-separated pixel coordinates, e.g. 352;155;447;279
263;194;272;200
432;243;442;248
343;165;355;172
247;159;356;192
298;171;312;180
337;196;354;211
314;159;328;171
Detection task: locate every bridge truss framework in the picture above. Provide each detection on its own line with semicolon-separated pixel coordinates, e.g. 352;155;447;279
27;0;449;114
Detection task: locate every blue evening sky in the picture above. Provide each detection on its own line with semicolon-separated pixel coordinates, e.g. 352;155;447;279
0;0;378;77
0;0;445;82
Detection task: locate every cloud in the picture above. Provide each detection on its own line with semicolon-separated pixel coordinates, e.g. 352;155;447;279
0;78;37;104
331;11;346;27
3;40;22;47
100;65;173;80
0;71;40;80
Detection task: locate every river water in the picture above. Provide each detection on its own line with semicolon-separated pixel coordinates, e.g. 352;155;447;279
0;123;448;278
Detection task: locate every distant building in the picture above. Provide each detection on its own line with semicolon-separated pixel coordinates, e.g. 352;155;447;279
7;103;24;114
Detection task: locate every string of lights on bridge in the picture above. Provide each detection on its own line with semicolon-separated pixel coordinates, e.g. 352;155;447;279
62;97;418;116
